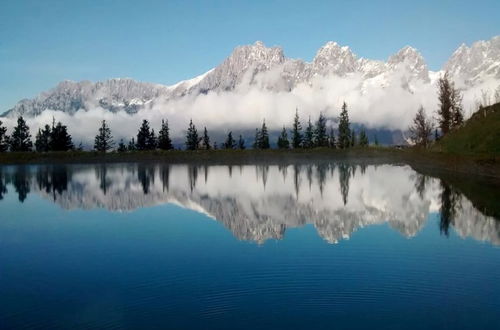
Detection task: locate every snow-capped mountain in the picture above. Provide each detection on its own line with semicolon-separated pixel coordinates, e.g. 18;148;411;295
2;36;499;119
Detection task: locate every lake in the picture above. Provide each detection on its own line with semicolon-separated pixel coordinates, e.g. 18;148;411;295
0;162;499;329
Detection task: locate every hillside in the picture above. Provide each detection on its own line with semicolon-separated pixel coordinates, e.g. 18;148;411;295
435;102;500;155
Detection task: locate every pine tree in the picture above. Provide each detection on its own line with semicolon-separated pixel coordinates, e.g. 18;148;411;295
223;131;236;149
328;127;336;148
35;124;51;152
358;128;369;147
408;106;434;147
136;120;152;150
185;119;200;150
201;127;211;150
117;139;127;152
258;120;270;149
128;138;137;151
337;102;351;149
50;121;73;151
277;126;290;149
303;117;314;148
351;130;356;147
314;113;328;147
374;134;379;146
253;128;260;149
147;129;157;150
291;108;302;148
9;116;32;152
158;119;173;150
0;120;8;152
94;120;114;152
437;73;453;135
238;135;245;149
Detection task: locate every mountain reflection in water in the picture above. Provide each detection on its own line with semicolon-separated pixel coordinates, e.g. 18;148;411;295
0;163;498;245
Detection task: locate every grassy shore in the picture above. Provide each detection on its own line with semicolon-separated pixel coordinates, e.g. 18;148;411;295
1;147;499;180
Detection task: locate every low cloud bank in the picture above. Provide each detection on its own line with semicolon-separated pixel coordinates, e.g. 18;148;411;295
1;73;499;146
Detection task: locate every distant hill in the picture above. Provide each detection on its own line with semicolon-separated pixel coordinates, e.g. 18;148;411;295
435;102;500;155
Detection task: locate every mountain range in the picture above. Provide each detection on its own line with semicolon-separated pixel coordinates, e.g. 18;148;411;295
2;36;500;136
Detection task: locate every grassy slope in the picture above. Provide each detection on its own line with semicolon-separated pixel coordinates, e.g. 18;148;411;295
433;102;500;155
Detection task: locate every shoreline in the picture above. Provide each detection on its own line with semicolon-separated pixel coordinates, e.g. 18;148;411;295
0;148;499;180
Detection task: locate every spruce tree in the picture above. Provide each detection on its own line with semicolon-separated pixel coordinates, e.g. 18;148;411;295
50;121;73;151
258;120;270;149
358;128;369;147
291;108;302;148
0;120;8;152
158;119;173;150
238;135;245;149
136;120;152;150
277;126;290;149
35;124;51;152
223;131;236;149
94;120;114;152
337;102;351;149
147;129;157;150
201;127;211;150
117;139;127;152
9;116;32;152
128;138;137;151
303;117;314;149
328;127;336;148
185;119;200;150
314;113;328;147
351;130;356;147
374;134;379;146
253;128;260;149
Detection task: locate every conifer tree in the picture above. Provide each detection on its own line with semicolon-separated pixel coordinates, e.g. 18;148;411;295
351;130;356;147
35;124;51;152
117;139;127;152
328;127;336;148
374;134;379;146
185;119;200;150
223;131;236;149
0;120;8;152
253;128;260;149
9;116;32;152
358;128;369;147
94;120;114;152
291;108;303;148
201;127;211;150
50;121;73;151
314;113;328;147
337;102;351;149
158;119;173;150
238;135;245;149
147;129;157;150
136;120;152;150
277;126;290;149
303;117;314;148
258;120;270;149
128;138;137;151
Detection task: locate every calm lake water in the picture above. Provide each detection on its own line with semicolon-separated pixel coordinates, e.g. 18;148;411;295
0;162;499;329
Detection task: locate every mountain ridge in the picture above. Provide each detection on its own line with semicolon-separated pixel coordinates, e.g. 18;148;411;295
2;36;500;120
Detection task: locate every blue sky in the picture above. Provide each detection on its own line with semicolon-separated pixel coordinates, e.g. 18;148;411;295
0;0;499;111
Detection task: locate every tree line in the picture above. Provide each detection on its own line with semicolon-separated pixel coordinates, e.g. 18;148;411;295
0;102;373;153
